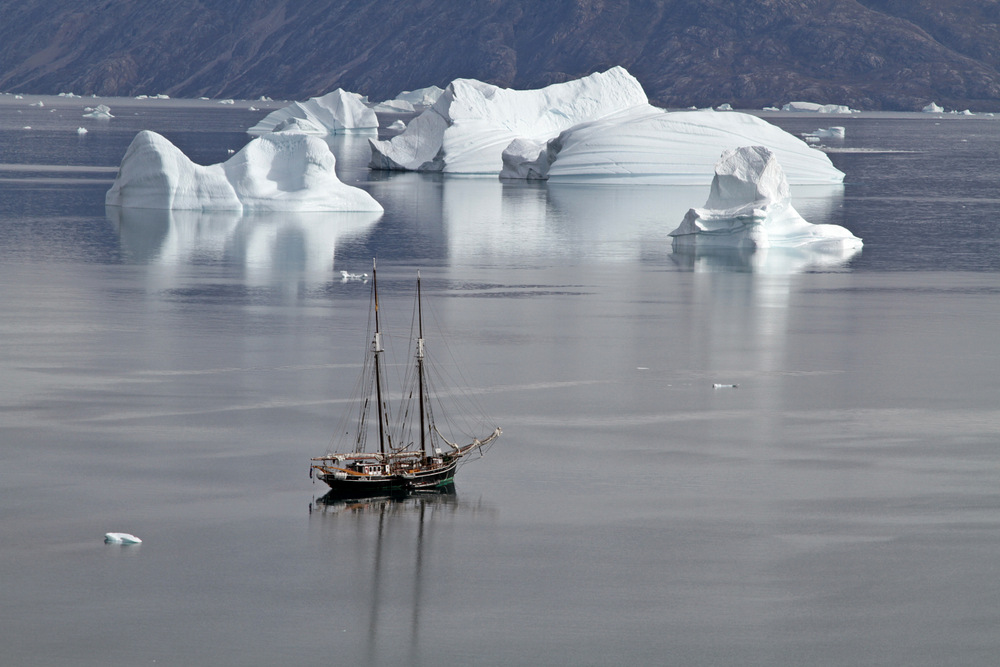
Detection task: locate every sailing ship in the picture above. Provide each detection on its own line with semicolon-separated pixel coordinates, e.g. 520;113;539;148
310;261;501;498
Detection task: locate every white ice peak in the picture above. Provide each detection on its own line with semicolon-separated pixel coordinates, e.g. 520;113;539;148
669;146;862;251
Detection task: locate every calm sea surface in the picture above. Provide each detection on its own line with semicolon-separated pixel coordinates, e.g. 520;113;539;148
2;96;1000;666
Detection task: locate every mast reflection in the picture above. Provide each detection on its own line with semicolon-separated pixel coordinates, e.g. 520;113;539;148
309;487;495;665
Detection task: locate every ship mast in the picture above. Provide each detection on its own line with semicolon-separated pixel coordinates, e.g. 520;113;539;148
372;259;389;457
416;271;428;458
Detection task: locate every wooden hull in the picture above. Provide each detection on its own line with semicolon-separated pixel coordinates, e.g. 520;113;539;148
317;459;459;499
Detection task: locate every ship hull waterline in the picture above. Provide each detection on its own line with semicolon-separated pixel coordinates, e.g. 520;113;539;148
316;459;459;499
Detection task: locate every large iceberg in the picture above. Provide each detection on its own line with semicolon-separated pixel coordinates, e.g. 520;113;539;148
370;67;842;184
503;107;844;185
247;89;377;135
369;67;649;173
106;130;383;212
668;146;861;251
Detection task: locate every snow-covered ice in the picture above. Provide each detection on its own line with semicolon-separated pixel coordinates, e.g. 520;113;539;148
668;146;862;251
369;67;649;173
503;107;844;185
83;104;114;119
393;85;445;108
387;119;407;132
803;126;845;139
76;127;88;135
248;89;378;135
372;99;415;114
104;532;141;544
782;101;855;114
923;102;945;113
369;67;842;184
106;130;383;212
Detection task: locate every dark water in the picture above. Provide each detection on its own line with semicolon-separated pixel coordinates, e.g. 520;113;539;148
2;98;1000;666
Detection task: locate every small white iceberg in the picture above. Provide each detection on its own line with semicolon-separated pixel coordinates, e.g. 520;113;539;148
104;532;142;544
922;102;945;113
248;89;378;135
782;101;855;114
804;126;845;140
340;271;369;282
669;146;862;252
76;127;88;135
83;104;114;119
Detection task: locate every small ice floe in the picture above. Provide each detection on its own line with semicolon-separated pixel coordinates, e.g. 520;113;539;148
218;99;235;105
83;104;114;119
803;126;845;140
31;100;44;107
713;383;739;389
340;271;369;282
77;127;88;135
104;532;142;544
22;126;31;130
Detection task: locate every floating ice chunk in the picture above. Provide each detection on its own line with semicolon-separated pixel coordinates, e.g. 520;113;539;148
716;103;733;111
505;107;844;185
782;101;855;114
669;146;862;251
713;383;739;389
218;99;235;105
83;104;114;119
340;271;368;281
248;89;378;135
370;67;649;173
387;119;407;132
803;126;845;139
77;127;88;135
922;102;944;113
104;532;141;544
106;130;383;212
31;100;44;107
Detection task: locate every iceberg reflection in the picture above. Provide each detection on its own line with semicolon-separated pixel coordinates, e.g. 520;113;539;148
670;243;861;274
107;206;381;285
437;177;847;267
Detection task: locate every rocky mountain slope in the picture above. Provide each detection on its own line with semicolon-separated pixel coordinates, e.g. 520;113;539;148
3;0;1000;111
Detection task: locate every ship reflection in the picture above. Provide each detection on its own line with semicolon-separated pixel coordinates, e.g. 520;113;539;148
309;486;495;665
310;484;459;513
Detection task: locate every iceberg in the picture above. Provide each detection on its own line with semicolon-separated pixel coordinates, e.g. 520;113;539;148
668;146;862;251
369;66;649;173
803;126;845;139
247;89;377;135
782;101;855;114
923;102;945;113
104;532;141;544
106;130;383;212
83;104;114;119
504;107;844;185
393;85;445;108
